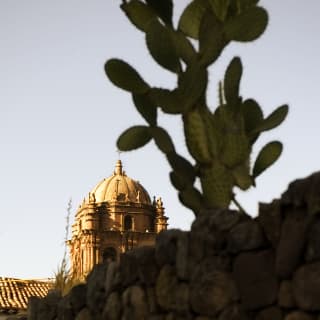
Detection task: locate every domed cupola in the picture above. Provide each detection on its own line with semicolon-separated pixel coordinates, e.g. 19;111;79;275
68;159;168;280
85;160;152;205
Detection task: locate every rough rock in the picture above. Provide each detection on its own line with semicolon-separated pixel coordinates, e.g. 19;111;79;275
284;311;315;320
145;287;159;314
282;171;320;214
70;284;87;314
102;292;120;320
293;262;320;310
104;261;118;295
278;280;296;309
258;200;282;247
155;229;181;267
175;231;189;280
276;209;307;279
121;285;148;320
86;264;107;317
255;306;282;320
75;308;92;320
233;250;278;310
305;217;320;262
134;246;159;285
190;262;238;316
57;294;74;320
156;265;189;314
36;290;61;320
165;312;193;320
27;296;41;320
227;220;266;254
119;250;139;287
217;304;249;320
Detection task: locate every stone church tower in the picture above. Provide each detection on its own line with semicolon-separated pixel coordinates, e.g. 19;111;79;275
68;160;168;279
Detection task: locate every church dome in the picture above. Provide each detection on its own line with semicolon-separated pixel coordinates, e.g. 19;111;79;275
86;160;152;205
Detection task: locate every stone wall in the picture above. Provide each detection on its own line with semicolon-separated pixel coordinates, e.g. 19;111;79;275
25;172;320;319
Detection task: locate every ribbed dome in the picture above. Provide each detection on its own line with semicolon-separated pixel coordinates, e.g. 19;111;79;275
86;160;152;205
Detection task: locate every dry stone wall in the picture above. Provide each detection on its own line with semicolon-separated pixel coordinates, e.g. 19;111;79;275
24;172;320;320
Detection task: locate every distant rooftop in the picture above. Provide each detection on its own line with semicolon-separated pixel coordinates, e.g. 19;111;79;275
0;277;52;312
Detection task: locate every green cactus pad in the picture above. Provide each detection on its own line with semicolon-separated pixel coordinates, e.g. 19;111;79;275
241;99;263;138
171;30;197;65
178;0;210;39
253;141;283;178
105;59;149;94
199;10;226;66
177;62;208;111
117;126;152;151
146;20;181;73
150;126;175;154
253;104;289;133
150;88;184;114
228;0;259;15
224;57;242;107
209;0;230;21
221;131;250;168
166;152;196;184
201;162;234;208
224;6;268;42
184;109;212;164
179;187;204;214
170;171;187;191
202;108;222;157
145;0;173;26
133;93;157;126
121;0;157;32
232;162;252;190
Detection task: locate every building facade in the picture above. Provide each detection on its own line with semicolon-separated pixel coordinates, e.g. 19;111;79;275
68;160;168;279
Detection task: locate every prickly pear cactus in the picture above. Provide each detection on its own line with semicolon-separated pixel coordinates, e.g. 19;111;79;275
105;0;288;215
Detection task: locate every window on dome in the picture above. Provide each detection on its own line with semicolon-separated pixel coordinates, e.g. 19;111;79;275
117;193;126;201
124;215;133;231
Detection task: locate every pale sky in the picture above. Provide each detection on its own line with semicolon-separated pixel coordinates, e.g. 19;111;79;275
1;1;320;279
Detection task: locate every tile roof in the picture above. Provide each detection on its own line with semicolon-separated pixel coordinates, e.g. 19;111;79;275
0;277;53;311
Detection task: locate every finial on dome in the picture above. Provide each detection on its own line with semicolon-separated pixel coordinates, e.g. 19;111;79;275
115;159;123;175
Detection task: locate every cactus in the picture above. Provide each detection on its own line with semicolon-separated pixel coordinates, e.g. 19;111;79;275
105;0;288;215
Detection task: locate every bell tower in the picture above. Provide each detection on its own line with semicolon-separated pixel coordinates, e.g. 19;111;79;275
68;160;168;279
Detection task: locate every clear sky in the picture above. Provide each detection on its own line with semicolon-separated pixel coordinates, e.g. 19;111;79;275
1;0;320;279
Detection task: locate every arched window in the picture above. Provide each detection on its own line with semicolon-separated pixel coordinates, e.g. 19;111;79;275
124;215;133;231
102;247;117;262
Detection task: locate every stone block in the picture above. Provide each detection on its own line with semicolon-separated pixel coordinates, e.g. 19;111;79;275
134;246;159;285
102;292;120;320
190;264;238;317
255;306;282;320
258;200;282;248
122;285;148;320
276;210;307;279
278;280;296;309
75;308;92;320
217;304;249;320
156;265;189;315
70;284;87;314
284;311;314;320
155;230;181;267
227;219;266;254
233;250;278;310
293;262;320;311
86;264;107;317
305;217;320;263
